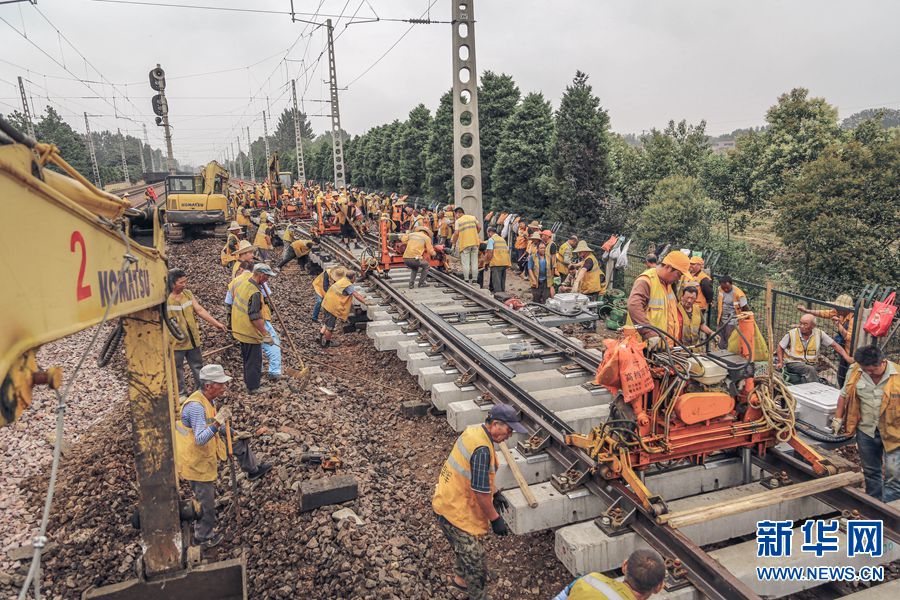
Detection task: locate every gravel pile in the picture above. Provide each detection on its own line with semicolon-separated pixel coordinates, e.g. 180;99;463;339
2;235;570;599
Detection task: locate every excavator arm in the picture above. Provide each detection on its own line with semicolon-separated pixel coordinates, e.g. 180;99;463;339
0;118;245;598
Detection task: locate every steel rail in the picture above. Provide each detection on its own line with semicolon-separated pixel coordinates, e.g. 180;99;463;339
310;232;761;600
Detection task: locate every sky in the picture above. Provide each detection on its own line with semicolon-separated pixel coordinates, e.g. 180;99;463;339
2;0;899;166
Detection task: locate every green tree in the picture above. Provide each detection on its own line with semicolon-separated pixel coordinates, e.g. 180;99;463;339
636;175;719;246
378;120;402;190
424;90;454;202
478;72;520;206
544;71;613;234
775;132;900;287
364;126;385;190
398;104;432;195
272;107;312;155
490;92;554;216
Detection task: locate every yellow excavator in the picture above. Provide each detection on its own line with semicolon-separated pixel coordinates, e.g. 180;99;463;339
0;117;245;599
165;160;232;242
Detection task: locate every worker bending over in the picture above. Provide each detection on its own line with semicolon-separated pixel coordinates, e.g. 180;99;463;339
174;364;271;549
278;234;317;273
775;314;853;384
311;266;346;323
833;345;899;503
432;405;527;599
553;549;666;600
167;268;227;396
319;270;371;348
230;263;277;393
625;251;690;348
402;225;435;289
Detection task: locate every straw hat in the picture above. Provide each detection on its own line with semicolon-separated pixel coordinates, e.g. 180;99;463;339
529;232;543;242
528;220;541;229
227;221;242;231
573;240;592;253
235;240;256;255
833;294;854;309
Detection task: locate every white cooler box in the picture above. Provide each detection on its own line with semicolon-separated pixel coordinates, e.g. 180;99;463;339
788;382;840;431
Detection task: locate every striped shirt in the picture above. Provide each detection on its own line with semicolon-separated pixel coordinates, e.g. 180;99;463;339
182;401;218;445
469;426;493;493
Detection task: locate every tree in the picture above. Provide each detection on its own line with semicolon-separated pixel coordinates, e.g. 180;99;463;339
775;133;900;287
378;120;402;190
477;72;520;207
272;107;313;155
636;175;719;246
544;71;613;234
398;104;431;195
424;90;454;202
490;92;554;216
841;107;900;131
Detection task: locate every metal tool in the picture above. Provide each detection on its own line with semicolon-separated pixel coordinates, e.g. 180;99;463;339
224;420;245;546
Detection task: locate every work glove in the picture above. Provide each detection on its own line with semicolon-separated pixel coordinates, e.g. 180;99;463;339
262;335;275;345
645;336;662;351
490;515;509;536
213;407;232;427
830;417;844;435
493;494;510;514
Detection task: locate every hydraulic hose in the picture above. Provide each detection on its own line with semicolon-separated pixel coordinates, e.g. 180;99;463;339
795;419;854;444
96;321;125;367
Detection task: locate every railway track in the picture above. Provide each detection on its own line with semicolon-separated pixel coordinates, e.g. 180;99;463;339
296;221;900;599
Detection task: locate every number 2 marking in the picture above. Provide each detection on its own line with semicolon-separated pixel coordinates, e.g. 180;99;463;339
70;231;92;301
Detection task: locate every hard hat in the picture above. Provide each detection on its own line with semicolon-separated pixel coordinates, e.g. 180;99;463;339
235;240;256;254
833;294;854;309
227;221;242;231
541;229;553;237
662;250;690;274
689;256;704;266
573;240;592;253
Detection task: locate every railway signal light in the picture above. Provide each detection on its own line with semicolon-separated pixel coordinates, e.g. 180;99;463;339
151;94;168;117
149;66;166;92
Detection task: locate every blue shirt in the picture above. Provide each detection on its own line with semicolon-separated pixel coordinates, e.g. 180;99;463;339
469;425;493;493
485;238;495;250
528;255;548;282
181;400;218;445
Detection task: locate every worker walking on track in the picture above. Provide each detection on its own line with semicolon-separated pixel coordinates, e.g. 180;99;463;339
319;270;371;348
552;549;666;600
230;263;277;393
452;207;482;285
174;364;271;549
832;345;900;503
774;314;854;384
483;226;511;294
432;404;527;600
167;268;228;396
625;251;690;348
402;225;435;289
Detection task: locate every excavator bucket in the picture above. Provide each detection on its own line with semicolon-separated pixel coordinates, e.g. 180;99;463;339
83;555;245;600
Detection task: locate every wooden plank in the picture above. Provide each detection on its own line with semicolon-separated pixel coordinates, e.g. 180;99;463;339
499;441;538;508
657;470;863;528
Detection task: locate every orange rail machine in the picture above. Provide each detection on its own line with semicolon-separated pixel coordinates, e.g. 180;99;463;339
534;314;836;518
363;212;449;274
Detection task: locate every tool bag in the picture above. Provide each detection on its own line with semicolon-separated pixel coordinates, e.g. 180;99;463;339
864;292;897;337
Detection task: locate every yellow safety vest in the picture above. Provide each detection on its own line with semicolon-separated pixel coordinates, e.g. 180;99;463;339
626;268;679;338
580;252;604;294
568;572;638;600
681;270;711;310
253;223;272;250
312;268;339;298
402;231;431;260
173;390;227;482
167;290;202;351
322;277;354;321
717;284;747;325
231;277;266;343
290;239;313;258
489;234;511;267
843;363;900;451
785;328;823;364
677;303;703;346
455;214;480;250
431;425;498;536
555;241;572;276
236;207;250;226
220;233;239;266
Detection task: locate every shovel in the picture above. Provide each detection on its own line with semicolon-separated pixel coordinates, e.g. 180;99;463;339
224;420;245;546
263;291;312;391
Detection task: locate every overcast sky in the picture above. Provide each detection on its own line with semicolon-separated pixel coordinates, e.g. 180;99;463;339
2;0;898;166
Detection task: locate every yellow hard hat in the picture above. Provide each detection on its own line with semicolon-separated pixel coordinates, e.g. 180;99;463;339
689;255;704;266
662;250;690;274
